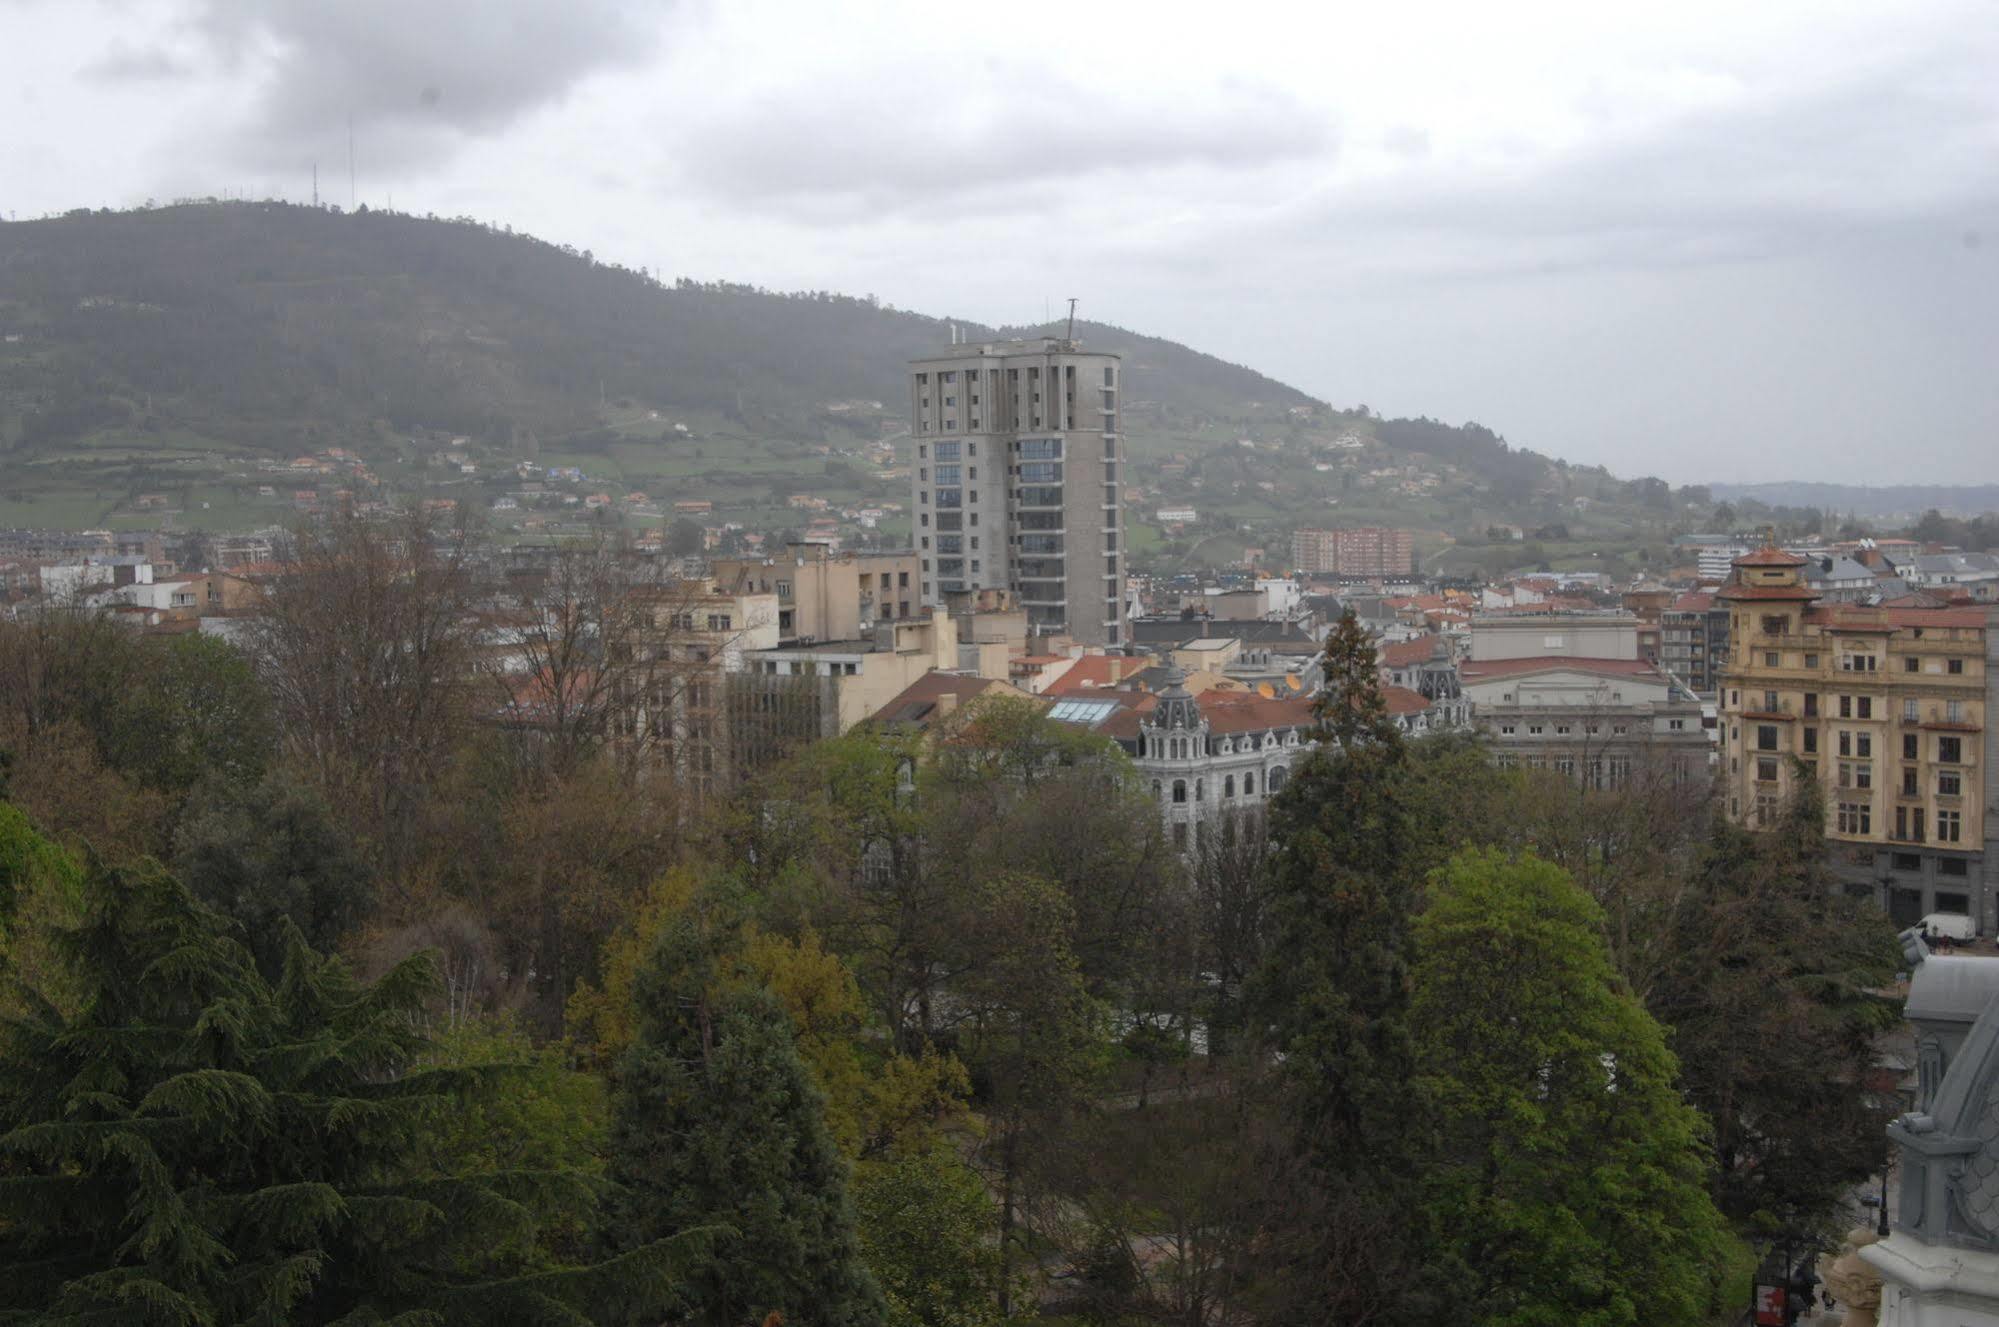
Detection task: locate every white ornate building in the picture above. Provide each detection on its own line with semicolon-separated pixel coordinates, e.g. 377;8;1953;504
1103;668;1318;853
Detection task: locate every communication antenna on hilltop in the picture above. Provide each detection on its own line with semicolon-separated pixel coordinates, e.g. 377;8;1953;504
1066;297;1078;342
311;162;318;208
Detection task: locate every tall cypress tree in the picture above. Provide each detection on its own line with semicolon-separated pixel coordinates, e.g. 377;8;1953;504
0;842;698;1325
1250;608;1431;1323
609;912;885;1327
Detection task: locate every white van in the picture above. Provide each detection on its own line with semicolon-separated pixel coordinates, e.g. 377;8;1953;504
1920;912;1977;943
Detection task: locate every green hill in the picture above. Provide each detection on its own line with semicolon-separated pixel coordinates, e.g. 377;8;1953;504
0;205;1295;440
0;200;1700;564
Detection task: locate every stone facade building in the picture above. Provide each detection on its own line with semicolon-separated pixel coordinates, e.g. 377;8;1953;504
1716;543;1997;929
1101;668;1317;853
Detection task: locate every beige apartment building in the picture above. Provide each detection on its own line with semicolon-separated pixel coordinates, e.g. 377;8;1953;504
1291;526;1415;578
726;609;969;773
712;541;921;644
1717;544;1998;928
908;336;1126;647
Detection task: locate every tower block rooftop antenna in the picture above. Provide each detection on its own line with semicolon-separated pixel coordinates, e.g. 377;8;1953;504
1066;297;1078;342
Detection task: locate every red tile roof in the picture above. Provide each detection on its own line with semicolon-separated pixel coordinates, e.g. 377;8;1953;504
1734;545;1809;568
1095;689;1318;740
1382;685;1430;715
1668;591;1715;612
1378;637;1442;667
1043;654;1143;695
873;673;1023;725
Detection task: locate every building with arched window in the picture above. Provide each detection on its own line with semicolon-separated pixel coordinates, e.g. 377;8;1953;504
1099;666;1317;853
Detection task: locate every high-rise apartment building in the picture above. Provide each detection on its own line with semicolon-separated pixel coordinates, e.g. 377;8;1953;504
1716;543;1998;929
1291;526;1415;578
909;337;1125;646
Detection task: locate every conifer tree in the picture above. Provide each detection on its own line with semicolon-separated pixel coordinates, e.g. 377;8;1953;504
1250;607;1431;1323
0;843;699;1326
609;911;885;1326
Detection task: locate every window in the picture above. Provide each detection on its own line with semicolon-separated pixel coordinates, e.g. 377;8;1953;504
1904;656;1920;672
1243;773;1255;796
1765;652;1779;667
936;441;960;460
1757;757;1779;781
1903;768;1918;796
1757;725;1778;751
706;613;732;631
1904;733;1919;759
1905;698;1921;721
1893;853;1923;872
1803;728;1818;753
1949;658;1965;675
1857;734;1872;758
1761;615;1787;636
1804;693;1819;716
1940;858;1970;878
1224;775;1235;798
1839;695;1852;718
1804;653;1819;668
1858;697;1872;719
1939;809;1963;843
1836;802;1872;835
1940;771;1963;797
1940;736;1964;764
1838;730;1852;757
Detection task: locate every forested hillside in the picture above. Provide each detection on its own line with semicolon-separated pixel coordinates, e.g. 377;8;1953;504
0;200;1713;557
0;201;1312;459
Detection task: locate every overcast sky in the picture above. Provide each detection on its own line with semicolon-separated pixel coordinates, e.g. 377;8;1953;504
6;0;1996;485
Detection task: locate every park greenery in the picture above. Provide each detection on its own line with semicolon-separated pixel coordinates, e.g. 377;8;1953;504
0;569;1904;1323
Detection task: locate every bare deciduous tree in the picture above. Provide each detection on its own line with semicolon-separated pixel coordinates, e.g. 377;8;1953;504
245;507;480;876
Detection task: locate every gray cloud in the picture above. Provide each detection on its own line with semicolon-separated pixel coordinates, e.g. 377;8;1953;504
191;0;662;171
79;42;194;82
1264;28;1999;288
666;62;1332;215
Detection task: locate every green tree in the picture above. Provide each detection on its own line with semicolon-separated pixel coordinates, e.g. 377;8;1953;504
0;841;699;1325
1412;849;1729;1326
951;872;1102;1318
853;1144;1010;1327
1649;773;1900;1235
1250;607;1430;1323
104;633;276;798
609;910;885;1326
172;772;374;976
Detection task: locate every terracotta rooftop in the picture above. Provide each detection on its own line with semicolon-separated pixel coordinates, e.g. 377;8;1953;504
1382;685;1430;715
1377;637;1444;668
1042;654;1144;695
873;672;1025;727
1734;544;1809;568
1096;689;1317;741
